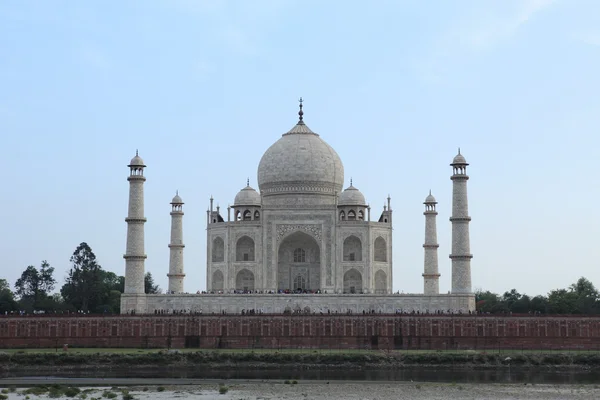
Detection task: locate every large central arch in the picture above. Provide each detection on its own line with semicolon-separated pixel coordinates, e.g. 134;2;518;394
277;231;321;292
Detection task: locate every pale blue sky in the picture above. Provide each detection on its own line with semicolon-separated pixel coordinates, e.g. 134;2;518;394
1;0;599;297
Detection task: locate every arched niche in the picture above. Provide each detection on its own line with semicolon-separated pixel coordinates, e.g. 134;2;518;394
236;269;254;291
374;236;387;262
343;235;362;261
212;270;224;291
236;236;255;261
277;231;320;292
343;269;362;294
375;270;387;294
212;237;225;262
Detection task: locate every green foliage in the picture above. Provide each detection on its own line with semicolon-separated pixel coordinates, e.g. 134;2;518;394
0;279;18;313
218;385;228;394
58;242;125;313
14;261;57;311
61;242;104;312
121;390;134;400
476;277;600;315
0;394;7;400
64;387;81;397
156;387;165;392
144;272;161;294
102;391;117;399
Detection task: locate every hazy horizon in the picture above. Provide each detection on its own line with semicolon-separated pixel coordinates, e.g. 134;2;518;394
1;0;599;298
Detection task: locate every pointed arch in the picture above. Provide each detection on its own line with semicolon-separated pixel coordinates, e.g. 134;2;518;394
243;210;251;221
339;210;345;221
254;210;260;221
277;231;321;291
236;236;255;261
358;210;364;220
235;269;255;291
347;210;356;221
343;235;362;261
374;236;387;262
212;237;224;262
212;270;224;291
375;270;387;294
343;269;362;294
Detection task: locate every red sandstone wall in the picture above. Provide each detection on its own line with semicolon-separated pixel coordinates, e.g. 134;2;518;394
1;315;599;350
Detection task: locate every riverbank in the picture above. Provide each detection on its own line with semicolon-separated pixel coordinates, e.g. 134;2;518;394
0;382;599;400
1;350;600;371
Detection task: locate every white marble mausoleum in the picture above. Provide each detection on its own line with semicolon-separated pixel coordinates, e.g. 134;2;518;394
120;101;476;314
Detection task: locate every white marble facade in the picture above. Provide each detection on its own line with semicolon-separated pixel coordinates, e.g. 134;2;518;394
206;105;393;296
120;102;475;314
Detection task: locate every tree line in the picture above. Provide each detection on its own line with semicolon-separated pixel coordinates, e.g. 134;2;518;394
476;277;600;314
0;242;160;314
1;241;599;315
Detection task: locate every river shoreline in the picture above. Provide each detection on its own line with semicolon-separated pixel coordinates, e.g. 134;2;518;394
1;351;600;372
0;382;599;400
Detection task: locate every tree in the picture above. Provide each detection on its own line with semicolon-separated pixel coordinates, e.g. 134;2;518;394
14;261;56;311
144;272;161;294
530;295;548;313
569;277;599;314
475;290;501;313
61;242;104;312
0;279;18;313
547;289;579;314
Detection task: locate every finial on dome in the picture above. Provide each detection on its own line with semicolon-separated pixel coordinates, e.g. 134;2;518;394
458;147;461;155
136;149;138;156
247;177;250;186
350;178;353;186
429;189;431;195
298;97;304;124
176;190;179;195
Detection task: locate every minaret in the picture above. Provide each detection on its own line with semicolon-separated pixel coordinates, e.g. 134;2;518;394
450;149;473;293
167;192;185;294
124;151;147;294
423;191;440;294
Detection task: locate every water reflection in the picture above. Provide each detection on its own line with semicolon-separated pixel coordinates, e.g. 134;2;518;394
3;367;600;384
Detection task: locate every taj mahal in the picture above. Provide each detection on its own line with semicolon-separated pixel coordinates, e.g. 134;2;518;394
120;101;476;314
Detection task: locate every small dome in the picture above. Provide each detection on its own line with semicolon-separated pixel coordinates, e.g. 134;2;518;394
424;192;436;204
234;184;261;206
129;152;145;167
171;193;183;204
451;150;468;165
338;185;366;206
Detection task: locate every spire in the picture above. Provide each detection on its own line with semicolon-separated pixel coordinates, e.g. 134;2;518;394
136;149;138;156
350;177;353;186
247;177;250;186
298;97;304;124
458;147;461;155
429;189;432;195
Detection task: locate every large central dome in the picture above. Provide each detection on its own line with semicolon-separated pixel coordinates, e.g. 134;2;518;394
257;105;344;198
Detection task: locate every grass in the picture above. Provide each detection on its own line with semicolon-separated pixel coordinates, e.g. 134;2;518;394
3;347;600;355
2;348;600;368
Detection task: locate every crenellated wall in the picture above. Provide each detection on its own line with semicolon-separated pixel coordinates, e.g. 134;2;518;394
1;315;599;350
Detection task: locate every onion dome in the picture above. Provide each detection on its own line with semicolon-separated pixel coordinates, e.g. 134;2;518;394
424;190;437;204
171;191;183;205
234;181;261;206
338;182;366;206
257;99;344;197
451;149;468;165
128;150;146;167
